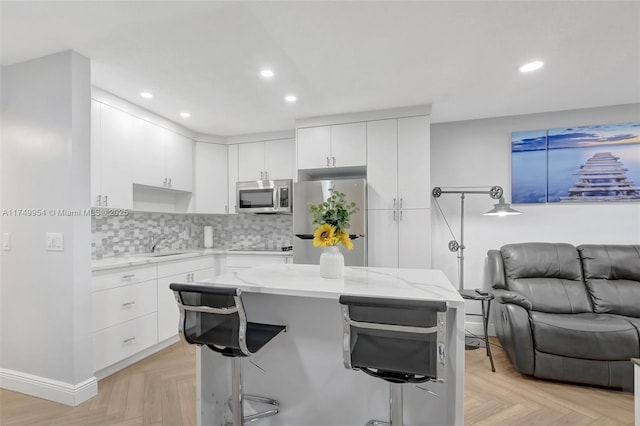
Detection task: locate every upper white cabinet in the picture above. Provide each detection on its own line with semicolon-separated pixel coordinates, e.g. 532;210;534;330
367;116;430;210
297;122;366;170
228;144;239;213
194;142;228;214
238;138;294;181
131;116;193;192
166;130;194;192
91;101;133;208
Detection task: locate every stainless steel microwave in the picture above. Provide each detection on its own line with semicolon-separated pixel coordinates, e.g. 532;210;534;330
236;179;292;214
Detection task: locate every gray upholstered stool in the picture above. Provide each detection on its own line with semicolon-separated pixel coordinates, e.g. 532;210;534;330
339;295;447;426
170;283;286;426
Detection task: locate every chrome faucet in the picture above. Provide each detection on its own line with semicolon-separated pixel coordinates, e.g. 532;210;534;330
149;235;166;253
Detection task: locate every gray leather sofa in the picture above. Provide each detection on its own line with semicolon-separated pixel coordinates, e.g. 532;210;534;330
487;242;640;390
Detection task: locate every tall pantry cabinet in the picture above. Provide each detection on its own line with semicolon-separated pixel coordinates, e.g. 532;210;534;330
366;116;431;268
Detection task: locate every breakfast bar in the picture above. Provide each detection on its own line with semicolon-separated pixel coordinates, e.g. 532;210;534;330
195;264;465;426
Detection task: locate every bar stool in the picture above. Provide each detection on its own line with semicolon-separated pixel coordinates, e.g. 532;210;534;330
339;295;447;426
170;283;286;426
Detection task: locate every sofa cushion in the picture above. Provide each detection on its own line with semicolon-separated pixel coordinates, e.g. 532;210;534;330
500;243;592;314
530;312;639;360
578;244;640;317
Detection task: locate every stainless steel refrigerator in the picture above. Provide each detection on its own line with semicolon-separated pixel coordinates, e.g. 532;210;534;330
293;179;367;266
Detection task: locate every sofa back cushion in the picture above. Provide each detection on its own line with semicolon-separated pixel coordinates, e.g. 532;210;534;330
578;244;640;317
500;243;592;314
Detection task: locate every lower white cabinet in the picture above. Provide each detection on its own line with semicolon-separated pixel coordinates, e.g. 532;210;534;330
368;209;431;268
92;280;157;331
157;256;216;342
93;313;158;372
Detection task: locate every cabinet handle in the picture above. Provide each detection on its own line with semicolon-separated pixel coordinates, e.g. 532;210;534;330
326;157;330;167
260;171;264;179
163;178;168;187
168;178;172;188
400;210;403;221
122;301;136;307
393;198;396;209
400;198;403;208
96;195;102;207
265;171;269;180
393;211;396;221
332;157;336;166
103;195;108;207
123;337;136;344
121;274;135;280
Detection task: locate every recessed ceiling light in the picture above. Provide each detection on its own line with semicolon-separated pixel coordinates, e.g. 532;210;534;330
140;92;153;99
260;69;274;78
519;60;544;73
180;112;191;118
285;95;297;102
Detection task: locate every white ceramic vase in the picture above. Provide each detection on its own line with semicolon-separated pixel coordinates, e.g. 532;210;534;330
320;245;344;279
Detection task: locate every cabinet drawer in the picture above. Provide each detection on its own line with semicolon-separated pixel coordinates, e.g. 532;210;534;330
157;256;214;278
226;254;288;269
93;312;158;372
93;264;156;292
93;281;157;332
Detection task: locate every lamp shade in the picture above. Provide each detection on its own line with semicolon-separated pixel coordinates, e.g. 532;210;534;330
483;197;522;216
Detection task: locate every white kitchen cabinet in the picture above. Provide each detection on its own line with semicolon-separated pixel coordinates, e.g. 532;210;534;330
166;130;194;192
297;122;366;170
131;116;194;192
238;139;294;181
194;142;228;214
91;101;133;208
157;256;216;342
367;208;431;268
228;144;239;213
91;264;158;373
397;116;430;209
131;116;166;188
367;115;431;269
367;119;398;210
367;116;430;211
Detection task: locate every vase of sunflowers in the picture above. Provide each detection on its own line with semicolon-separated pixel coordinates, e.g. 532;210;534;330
310;188;359;278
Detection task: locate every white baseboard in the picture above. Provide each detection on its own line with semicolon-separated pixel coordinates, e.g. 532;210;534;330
0;369;97;406
465;320;496;338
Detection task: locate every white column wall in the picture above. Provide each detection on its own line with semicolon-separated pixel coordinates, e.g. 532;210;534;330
0;51;95;404
431;103;640;329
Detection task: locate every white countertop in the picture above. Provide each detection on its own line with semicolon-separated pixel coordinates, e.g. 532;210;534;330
198;263;463;304
92;249;292;271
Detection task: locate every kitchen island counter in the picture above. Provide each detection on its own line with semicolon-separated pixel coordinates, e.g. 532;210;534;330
195;264;464;426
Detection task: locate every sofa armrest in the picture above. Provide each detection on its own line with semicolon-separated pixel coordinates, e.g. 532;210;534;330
487;249;507;289
493;289;533;310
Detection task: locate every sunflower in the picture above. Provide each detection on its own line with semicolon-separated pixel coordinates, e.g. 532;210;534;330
313;223;338;247
337;230;354;250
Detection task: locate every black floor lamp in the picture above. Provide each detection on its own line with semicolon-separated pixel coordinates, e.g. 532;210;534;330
431;185;522;291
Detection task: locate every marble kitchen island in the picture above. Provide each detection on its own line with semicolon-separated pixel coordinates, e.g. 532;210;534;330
195;264;465;426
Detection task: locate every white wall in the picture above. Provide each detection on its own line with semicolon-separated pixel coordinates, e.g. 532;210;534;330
431;104;640;326
1;51;95;404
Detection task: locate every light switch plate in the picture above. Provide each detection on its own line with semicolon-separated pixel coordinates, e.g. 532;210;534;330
2;233;11;251
46;232;64;251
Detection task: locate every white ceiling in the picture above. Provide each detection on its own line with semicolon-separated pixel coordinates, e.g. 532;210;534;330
2;1;639;136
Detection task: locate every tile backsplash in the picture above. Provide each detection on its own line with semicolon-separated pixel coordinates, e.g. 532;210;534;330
92;212;293;259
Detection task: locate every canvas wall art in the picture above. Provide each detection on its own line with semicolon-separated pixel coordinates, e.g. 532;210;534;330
512;122;640;203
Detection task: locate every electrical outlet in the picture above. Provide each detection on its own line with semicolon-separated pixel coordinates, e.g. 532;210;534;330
46;232;64;251
2;233;11;251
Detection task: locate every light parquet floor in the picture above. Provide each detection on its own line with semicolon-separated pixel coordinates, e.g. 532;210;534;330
0;338;634;425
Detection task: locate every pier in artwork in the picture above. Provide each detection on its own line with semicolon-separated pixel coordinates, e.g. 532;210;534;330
560;151;640;202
